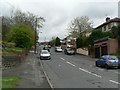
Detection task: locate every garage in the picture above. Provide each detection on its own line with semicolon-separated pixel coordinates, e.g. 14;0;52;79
94;37;118;58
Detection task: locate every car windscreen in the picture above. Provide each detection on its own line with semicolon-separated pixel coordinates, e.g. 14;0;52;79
67;48;73;51
41;51;49;54
57;47;61;49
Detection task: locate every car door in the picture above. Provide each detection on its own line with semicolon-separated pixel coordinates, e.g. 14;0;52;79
99;57;107;66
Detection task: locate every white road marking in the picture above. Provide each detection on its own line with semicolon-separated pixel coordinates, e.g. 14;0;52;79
60;57;65;61
114;71;120;74
79;67;102;78
66;61;76;67
109;80;120;85
58;64;61;67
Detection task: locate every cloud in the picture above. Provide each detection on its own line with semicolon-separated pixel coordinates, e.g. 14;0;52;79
1;0;119;42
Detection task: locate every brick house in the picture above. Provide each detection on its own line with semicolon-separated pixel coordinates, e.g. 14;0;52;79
92;17;120;58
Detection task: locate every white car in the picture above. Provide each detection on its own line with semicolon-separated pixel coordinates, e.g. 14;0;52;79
55;47;63;52
40;50;51;60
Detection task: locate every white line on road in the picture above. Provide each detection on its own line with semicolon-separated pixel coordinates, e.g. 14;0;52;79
109;80;120;85
66;61;76;67
79;67;102;78
60;57;65;61
114;71;120;75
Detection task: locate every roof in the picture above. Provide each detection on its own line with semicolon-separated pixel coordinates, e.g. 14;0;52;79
94;36;110;43
95;18;120;29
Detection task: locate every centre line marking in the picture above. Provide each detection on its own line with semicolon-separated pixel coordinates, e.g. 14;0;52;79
66;61;76;67
60;57;65;61
109;80;120;85
79;67;102;78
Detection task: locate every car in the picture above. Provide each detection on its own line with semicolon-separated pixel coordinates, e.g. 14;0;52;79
40;50;51;60
43;46;50;52
95;55;120;69
55;47;63;52
64;48;75;55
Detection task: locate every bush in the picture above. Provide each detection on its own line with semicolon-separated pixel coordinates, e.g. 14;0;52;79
7;23;34;49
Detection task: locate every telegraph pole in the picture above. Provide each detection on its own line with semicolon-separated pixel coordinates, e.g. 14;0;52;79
34;18;37;54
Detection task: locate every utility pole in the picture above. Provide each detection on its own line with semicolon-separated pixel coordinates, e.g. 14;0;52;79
34;18;37;54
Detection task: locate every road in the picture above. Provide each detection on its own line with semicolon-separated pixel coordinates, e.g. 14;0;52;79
39;46;120;88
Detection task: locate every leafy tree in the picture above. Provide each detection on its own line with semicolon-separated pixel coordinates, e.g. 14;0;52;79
7;23;34;48
88;30;103;46
55;37;61;46
111;26;119;38
2;9;45;41
49;37;56;46
76;36;83;48
88;29;114;46
67;16;93;38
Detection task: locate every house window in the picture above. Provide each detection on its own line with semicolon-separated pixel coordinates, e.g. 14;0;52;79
104;26;106;31
108;23;111;29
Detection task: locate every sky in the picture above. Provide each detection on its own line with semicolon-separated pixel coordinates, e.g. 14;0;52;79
1;0;119;42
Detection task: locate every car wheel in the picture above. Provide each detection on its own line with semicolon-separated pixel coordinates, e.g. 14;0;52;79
105;64;110;69
95;61;99;67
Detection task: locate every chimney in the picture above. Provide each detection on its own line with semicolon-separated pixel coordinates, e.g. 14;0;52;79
106;17;110;22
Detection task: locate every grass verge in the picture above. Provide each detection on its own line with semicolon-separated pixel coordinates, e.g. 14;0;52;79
2;76;21;88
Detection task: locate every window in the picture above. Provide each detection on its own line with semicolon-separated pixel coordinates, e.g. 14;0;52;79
104;26;106;31
108;23;111;29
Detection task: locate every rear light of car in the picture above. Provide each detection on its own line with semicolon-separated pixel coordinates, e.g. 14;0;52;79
108;61;112;64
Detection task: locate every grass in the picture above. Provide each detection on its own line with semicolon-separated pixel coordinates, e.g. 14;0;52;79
3;47;24;54
112;52;120;57
2;76;21;88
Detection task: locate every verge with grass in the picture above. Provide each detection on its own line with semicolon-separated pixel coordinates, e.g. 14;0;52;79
2;76;21;88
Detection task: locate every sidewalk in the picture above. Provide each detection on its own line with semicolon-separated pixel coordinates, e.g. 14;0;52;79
2;52;51;88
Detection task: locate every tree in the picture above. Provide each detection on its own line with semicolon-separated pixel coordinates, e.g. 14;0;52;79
49;37;56;46
55;37;61;46
88;29;114;46
111;26;119;38
67;16;93;38
7;23;34;48
2;9;45;41
76;36;83;48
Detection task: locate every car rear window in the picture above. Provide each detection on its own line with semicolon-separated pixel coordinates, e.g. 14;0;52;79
108;56;118;60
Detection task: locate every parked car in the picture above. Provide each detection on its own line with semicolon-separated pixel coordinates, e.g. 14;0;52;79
95;55;120;69
64;48;75;55
40;50;51;60
43;46;50;52
55;47;63;52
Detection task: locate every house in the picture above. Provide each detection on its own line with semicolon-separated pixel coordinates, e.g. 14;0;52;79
95;17;120;32
61;35;76;49
91;17;120;58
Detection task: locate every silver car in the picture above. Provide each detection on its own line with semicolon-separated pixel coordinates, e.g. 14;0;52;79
40;50;51;60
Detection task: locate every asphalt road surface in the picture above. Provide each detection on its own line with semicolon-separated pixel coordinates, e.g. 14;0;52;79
39;46;120;88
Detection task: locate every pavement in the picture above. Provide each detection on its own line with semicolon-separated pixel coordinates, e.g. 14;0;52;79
2;51;51;89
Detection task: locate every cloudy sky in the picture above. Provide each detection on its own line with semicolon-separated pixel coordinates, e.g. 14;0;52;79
1;0;119;42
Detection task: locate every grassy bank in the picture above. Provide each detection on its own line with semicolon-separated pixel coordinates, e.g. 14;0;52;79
2;76;21;88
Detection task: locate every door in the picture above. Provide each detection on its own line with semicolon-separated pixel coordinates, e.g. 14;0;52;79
95;47;100;58
101;46;108;56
